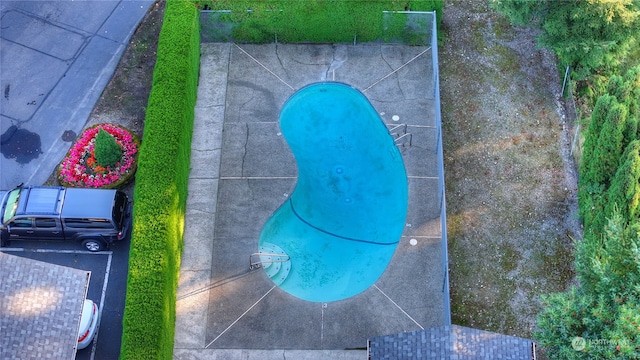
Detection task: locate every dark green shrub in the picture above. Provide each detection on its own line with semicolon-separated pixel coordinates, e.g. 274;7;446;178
579;95;622;224
579;95;616;185
94;128;123;167
491;1;640;80
536;213;640;359
624;65;640;118
586;103;628;187
606;140;640;225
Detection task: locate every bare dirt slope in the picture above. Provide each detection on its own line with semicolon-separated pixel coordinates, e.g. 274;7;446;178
440;0;582;344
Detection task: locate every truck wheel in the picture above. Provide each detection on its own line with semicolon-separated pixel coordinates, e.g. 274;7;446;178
82;239;104;252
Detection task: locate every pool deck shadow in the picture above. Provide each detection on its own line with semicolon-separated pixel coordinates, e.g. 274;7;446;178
174;43;446;359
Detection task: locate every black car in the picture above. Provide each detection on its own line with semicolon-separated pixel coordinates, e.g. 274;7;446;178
0;185;132;251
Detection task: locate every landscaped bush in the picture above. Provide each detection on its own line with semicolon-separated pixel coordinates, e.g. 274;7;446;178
119;1;200;359
578;67;640;234
94;128;123;167
198;0;442;43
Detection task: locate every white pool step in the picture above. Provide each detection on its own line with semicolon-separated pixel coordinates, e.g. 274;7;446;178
257;242;291;286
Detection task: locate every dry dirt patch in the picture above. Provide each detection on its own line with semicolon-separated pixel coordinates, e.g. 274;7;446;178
440;0;581;344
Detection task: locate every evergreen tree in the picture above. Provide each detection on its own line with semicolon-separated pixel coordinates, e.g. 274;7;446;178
94;128;123;168
578;94;618;225
542;0;639;78
579;70;640;226
623;65;640;119
584;102;627;230
580;94;617;184
491;0;640;78
606;140;640;226
608;75;631;105
586;103;628;187
536;213;640;359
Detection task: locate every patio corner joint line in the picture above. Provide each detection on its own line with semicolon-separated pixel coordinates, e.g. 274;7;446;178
234;43;295;91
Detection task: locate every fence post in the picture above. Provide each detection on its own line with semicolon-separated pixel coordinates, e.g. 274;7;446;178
561;65;570;97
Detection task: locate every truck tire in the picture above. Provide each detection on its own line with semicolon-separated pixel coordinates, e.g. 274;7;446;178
82;239;104;252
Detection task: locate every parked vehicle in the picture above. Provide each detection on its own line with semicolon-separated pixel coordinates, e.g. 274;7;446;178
0;184;132;251
77;299;100;350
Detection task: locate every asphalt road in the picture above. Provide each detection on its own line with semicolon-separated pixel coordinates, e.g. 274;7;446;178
1;238;131;359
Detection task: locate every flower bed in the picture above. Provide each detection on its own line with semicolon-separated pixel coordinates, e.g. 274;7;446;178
58;123;140;188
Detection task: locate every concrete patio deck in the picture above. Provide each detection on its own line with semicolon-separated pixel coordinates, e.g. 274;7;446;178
174;42;447;359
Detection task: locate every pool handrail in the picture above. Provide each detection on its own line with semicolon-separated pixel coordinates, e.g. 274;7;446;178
249;252;291;270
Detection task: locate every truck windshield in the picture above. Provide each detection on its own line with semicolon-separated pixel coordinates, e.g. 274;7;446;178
2;188;21;224
112;191;127;229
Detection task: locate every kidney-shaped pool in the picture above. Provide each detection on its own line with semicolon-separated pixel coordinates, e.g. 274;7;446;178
258;82;408;302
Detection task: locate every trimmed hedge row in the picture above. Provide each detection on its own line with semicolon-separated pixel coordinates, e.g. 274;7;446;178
119;1;200;359
199;0;443;43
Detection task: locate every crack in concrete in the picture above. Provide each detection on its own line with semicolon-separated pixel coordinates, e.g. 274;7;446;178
237;87;254;114
195;103;226;109
274;43;288;81
380;48;405;98
241;122;249;177
188;208;216;216
367;97;398;104
191;147;221;153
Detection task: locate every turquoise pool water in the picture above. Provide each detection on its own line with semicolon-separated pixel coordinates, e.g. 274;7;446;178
258;82;408;302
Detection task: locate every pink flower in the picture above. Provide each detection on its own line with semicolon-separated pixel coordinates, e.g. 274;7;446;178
58;124;139;188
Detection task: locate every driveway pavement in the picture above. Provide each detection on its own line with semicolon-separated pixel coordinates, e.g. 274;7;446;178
0;0;154;189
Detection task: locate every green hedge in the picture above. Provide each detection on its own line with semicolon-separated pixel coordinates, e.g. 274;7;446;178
119;1;200;359
199;0;442;43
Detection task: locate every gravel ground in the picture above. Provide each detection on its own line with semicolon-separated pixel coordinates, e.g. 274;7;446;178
440;0;582;355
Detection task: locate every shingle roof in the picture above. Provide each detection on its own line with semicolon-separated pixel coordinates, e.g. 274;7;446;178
0;252;90;360
368;324;535;360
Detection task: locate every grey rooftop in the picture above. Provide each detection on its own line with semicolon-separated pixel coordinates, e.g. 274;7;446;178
368;325;535;359
0;252;90;360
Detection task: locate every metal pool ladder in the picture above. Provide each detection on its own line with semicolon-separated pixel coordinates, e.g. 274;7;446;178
388;123;413;148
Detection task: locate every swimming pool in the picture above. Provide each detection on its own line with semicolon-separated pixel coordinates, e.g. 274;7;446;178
258;82;408;302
